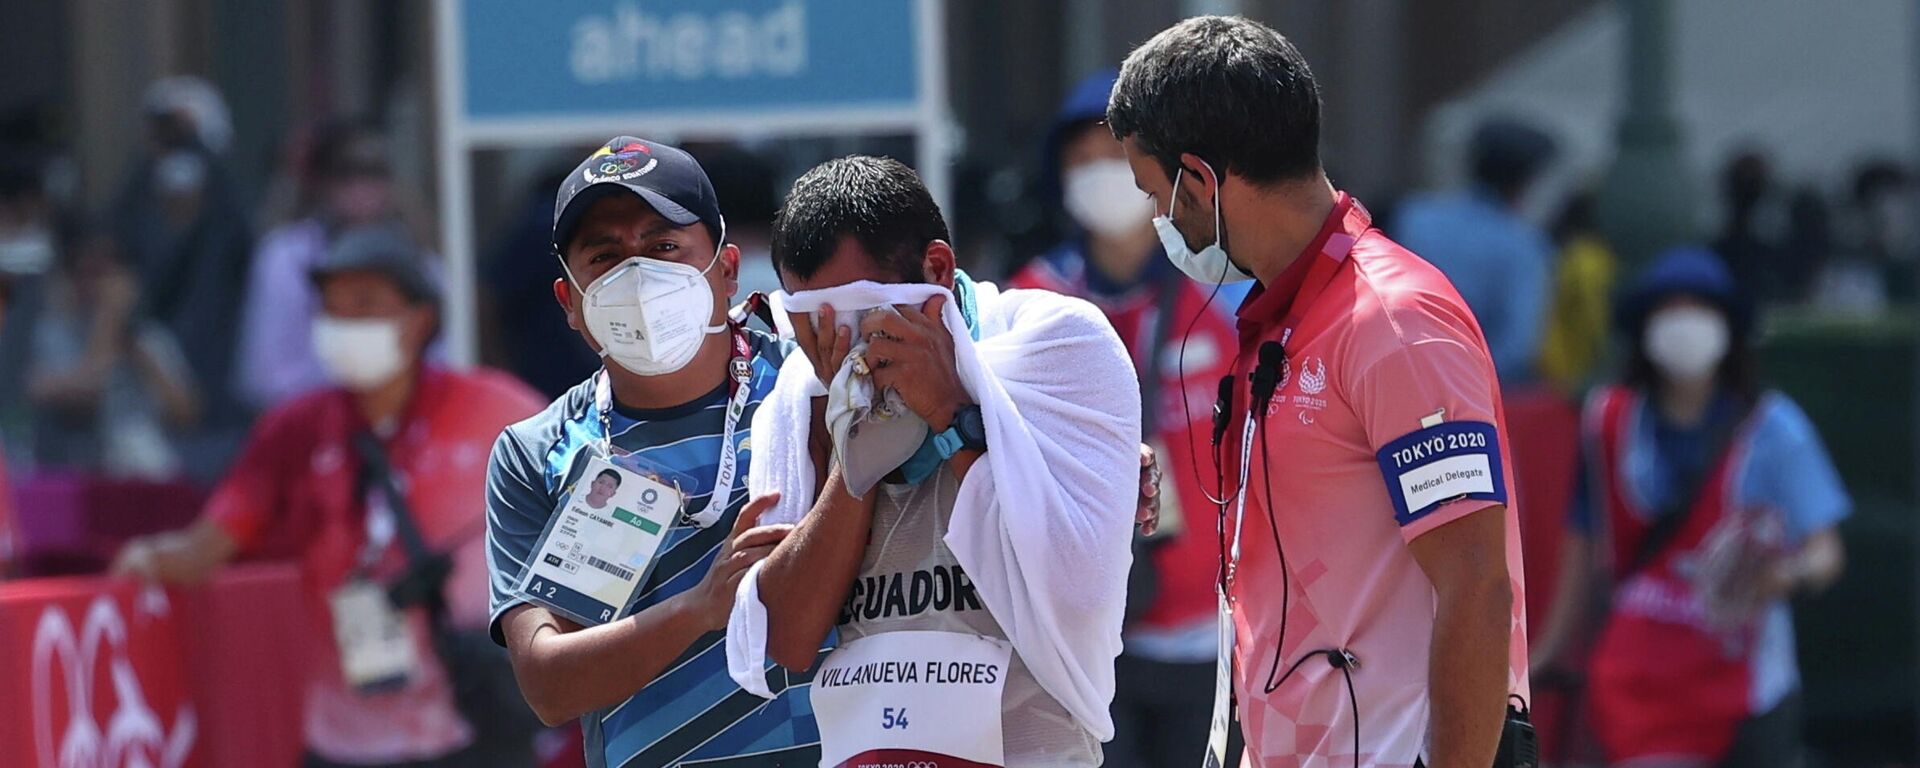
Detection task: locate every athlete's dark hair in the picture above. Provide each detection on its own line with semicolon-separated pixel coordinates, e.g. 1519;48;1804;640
1107;16;1321;186
772;155;949;283
595;468;622;487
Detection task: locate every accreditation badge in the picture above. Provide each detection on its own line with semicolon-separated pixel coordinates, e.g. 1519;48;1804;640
329;578;420;694
515;456;686;626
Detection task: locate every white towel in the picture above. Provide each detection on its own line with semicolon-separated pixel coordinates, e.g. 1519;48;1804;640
728;279;1141;740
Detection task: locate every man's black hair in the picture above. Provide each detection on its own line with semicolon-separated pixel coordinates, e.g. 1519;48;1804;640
1469;119;1555;202
596;468;622;486
1107;16;1321;186
771;155;949;283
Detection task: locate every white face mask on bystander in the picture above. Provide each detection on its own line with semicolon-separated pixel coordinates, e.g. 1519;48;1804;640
312;315;408;390
1643;305;1729;383
1065;159;1155;239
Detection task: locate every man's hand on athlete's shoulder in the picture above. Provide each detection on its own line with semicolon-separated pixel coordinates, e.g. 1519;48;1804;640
499;494;794;725
690;493;792;630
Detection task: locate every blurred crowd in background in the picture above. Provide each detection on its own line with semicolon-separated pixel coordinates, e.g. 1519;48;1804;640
1;0;1918;766
3;71;1915;484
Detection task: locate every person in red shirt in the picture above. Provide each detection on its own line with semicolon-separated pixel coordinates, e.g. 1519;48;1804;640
113;224;545;767
1010;69;1242;768
1110;17;1527;768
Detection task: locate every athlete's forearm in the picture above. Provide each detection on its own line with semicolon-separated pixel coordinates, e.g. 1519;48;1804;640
503;592;714;725
946;447;982;483
758;467;875;670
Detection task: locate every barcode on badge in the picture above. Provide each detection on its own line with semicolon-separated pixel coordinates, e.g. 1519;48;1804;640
586;556;635;581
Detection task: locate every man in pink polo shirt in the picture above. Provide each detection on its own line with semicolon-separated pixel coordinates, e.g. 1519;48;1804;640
1109;17;1529;768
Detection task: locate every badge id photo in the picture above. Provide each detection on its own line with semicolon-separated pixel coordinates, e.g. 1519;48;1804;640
515;456;689;626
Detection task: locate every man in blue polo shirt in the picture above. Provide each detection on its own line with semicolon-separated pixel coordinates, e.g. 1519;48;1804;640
486;136;830;767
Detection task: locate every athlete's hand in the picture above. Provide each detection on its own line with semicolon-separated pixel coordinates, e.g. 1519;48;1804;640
690;493;792;631
791;305;852;391
1138;443;1162;536
864;295;971;431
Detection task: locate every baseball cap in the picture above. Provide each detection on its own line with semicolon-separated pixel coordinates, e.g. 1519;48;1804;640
309;223;439;304
1041;68;1121;200
1616;245;1753;339
552;136;724;255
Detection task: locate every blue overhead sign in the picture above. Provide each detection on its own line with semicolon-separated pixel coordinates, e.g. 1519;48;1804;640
459;0;924;122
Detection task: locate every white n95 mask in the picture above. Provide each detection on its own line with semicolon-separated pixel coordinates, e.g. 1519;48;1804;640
577;242;725;377
1065;159;1154;239
1644;305;1729;382
1155;162;1254;285
313;315;407;391
822;307;930;496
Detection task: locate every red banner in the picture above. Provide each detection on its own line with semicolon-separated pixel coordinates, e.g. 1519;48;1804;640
0;565;305;768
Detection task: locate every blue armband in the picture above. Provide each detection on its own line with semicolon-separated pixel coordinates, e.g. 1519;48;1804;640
1375;420;1506;526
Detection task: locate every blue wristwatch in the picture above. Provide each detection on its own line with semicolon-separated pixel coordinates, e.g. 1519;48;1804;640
933;404;988;459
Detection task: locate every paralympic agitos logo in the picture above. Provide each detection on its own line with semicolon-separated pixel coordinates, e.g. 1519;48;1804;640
31;591;197;768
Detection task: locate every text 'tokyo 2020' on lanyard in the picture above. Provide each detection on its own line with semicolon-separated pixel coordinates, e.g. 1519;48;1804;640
592;326;753;529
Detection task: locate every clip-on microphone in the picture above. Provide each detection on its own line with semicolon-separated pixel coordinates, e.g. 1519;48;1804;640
1211;374;1235;447
1249;341;1286;407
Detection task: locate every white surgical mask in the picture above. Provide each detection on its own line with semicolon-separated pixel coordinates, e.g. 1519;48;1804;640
1064;159;1154;239
1155;163;1254;285
570;228;727;377
313;315;408;391
1643;305;1729;382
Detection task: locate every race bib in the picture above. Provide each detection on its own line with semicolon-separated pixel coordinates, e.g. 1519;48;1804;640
811;631;1012;768
1375;420;1506;526
516;457;685;626
329;579;419;694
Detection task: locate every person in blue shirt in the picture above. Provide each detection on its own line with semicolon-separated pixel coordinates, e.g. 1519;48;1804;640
486;136;830;768
1530;248;1849;768
1393;118;1557;382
